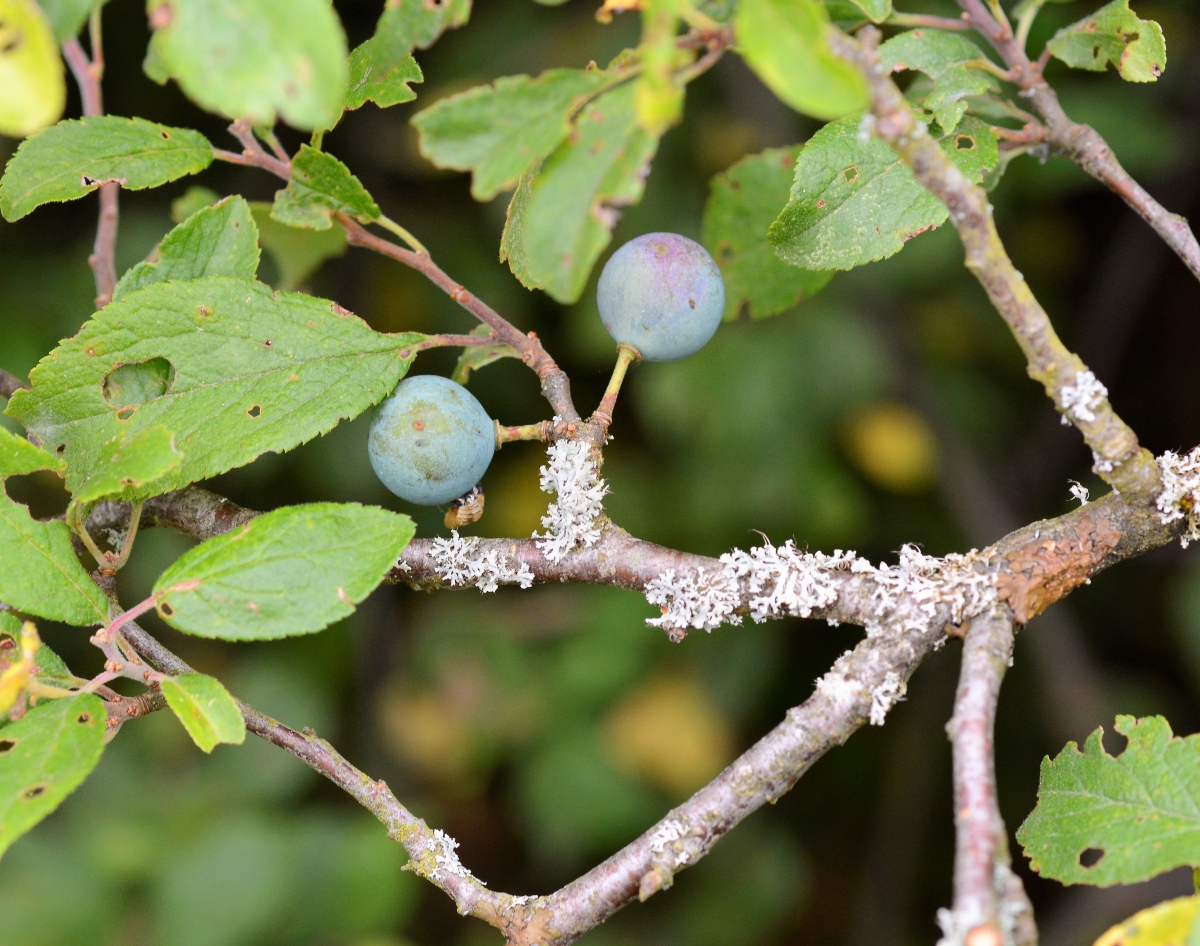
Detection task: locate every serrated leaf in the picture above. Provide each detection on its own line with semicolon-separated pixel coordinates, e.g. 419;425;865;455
113;195;260;302
0;116;212;222
0;693;105;859
271;145;379;231
880;29;999;133
378;0;470;51
145;0;349;130
845;0;891;23
1017;716;1200;886
769;115;999;271
413;68;611;201
0;426;62;476
161;673;245;752
0;0;66;138
152;503;415;641
250;202;347;290
71;424;182;504
1047;0;1166;82
345;39;422;112
736;0;869;121
450;325;520;384
6;277;421;499
35;0;94;41
500;82;659;304
1094;896;1200;946
0;430;107;626
703;146;833;320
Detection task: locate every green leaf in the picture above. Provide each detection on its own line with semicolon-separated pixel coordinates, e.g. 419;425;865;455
1093;897;1200;946
769;114;999;271
345;40;422;112
880;29;999;133
1017;716;1200;886
0;426;62;476
6;277;421;499
413;68;611;201
250;202;347;290
376;0;471;52
170;185;221;223
35;0;93;41
844;0;891;23
112;195;260;302
450;325;520;384
152;503;415;641
1047;0;1166;82
703;146;833;320
145;0;349;130
161;673;246;752
270;145;380;231
0;0;66;138
70;424;182;504
0;430;107;626
500;83;659;304
735;0;869;121
0;693;105;859
0;116;213;222
634;0;686;136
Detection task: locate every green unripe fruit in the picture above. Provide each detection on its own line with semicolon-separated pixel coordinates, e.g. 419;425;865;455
596;232;725;361
368;375;494;506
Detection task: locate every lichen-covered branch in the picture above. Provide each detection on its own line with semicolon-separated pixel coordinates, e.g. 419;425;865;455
940;609;1036;946
62;33;118;308
954;0;1200;283
831;29;1161;503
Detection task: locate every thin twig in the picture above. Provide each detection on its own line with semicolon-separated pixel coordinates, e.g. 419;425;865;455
830;29;1161;503
61;33;118;307
0;369;29;398
953;0;1200;283
887;12;971;31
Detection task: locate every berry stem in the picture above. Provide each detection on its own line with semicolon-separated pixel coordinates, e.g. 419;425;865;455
495;420;555;448
590;343;642;433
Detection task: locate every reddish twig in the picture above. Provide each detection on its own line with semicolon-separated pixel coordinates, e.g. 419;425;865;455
953;0;1200;283
61;32;118;308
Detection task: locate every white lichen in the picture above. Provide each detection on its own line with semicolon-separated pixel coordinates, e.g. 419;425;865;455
644;568;740;633
428;531;535;592
1091;450;1114;475
814;651;863;713
647;816;690;869
857;113;877;143
1068;480;1090;506
1157;447;1200;548
869;670;905;726
429;828;484;886
534;439;609;562
1059;370;1107;425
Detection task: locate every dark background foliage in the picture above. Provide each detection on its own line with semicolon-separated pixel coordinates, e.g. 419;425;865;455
1;1;1199;944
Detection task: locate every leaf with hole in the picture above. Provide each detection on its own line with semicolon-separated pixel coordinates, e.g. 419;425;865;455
112;195;260;302
152;503;415;641
500;82;659;304
735;0;869;121
1017;716;1200;886
769;115;999;271
70;424;183;504
450;325;520;385
0;116;213;221
271;146;380;231
0;693;105;860
413;67;613;201
161;673;246;753
0;429;107;626
1047;0;1166;83
0;0;66;138
250;202;347;290
703;146;833;320
880;29;999;133
145;0;348;130
6;277;423;499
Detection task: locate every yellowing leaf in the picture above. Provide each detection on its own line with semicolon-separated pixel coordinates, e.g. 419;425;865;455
602;674;734;797
0;0;66;138
843;403;938;493
1094;896;1200;946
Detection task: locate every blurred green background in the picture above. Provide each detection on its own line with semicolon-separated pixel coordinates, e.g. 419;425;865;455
2;1;1199;944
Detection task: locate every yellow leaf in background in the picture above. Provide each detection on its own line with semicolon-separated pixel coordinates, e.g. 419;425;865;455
597;0;644;25
0;0;66;138
602;673;734;798
843;402;938;494
1093;895;1200;946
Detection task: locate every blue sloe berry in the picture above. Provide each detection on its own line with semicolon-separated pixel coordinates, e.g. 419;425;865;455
368;375;494;506
596;232;725;361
